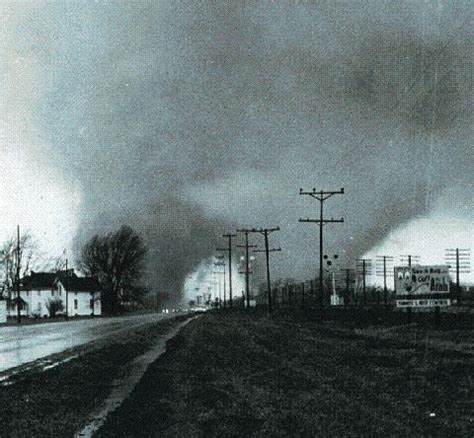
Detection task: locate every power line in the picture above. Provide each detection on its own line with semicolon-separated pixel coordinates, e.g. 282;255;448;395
445;248;471;304
214;254;226;308
299;188;344;318
251;227;281;313
236;230;258;308
445;248;471;283
376;255;394;306
339;268;356;306
212;269;224;308
356;258;373;306
400;255;420;267
217;233;237;308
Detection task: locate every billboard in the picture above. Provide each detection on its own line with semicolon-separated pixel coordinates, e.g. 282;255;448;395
395;265;451;307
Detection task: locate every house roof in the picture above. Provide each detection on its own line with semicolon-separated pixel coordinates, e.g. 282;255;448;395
58;277;100;292
22;272;57;289
22;270;77;290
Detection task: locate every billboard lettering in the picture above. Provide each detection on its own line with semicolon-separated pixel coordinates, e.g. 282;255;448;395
395;265;450;296
396;299;451;308
394;265;451;308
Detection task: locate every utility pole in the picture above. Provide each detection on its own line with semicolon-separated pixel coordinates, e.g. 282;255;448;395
299;188;344;318
445;248;471;289
376;255;394;307
400;255;420;267
217;233;237;308
356;259;372;306
212;270;223;308
324;254;339;305
344;268;350;306
212;279;218;306
445;248;470;304
222;261;226;308
236;230;257;308
340;268;354;306
214;254;226;308
252;227;281;313
16;225;21;324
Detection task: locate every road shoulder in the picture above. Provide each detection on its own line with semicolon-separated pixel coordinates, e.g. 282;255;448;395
0;315;192;438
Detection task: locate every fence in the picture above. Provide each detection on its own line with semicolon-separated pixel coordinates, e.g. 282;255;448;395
254;278;473;329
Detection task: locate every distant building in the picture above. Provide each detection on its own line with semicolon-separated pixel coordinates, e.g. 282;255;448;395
17;271;60;317
7;269;101;318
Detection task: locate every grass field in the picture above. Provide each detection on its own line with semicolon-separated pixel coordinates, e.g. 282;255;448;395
97;310;474;437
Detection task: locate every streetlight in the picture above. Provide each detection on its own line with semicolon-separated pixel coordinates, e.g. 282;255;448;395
238;255;255;307
214;254;226;308
324;254;341;306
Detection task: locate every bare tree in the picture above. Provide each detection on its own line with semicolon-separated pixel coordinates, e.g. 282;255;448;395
44;253;68;272
0;232;39;299
79;225;147;314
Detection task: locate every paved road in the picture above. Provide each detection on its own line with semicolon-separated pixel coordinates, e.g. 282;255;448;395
0;313;174;373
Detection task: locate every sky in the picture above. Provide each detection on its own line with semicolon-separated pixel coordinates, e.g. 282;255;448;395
1;0;472;303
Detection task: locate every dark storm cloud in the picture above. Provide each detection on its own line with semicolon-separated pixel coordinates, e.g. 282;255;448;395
341;33;471;133
24;1;472;301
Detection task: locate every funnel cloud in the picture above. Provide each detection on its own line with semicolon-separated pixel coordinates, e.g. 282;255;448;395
6;1;473;303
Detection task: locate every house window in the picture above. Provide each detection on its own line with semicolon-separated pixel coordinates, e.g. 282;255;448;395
38;290;41;296
74;299;78;310
90;299;94;309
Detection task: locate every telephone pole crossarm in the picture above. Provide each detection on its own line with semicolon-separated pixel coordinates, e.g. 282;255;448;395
299;187;345;319
238;227;281;313
299;188;344;201
236;230;258;309
222;232;237;308
299;218;344;224
237;226;280;234
254;248;281;253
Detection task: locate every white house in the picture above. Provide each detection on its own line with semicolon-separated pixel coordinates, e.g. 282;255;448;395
8;269;101;318
8;271;59;318
55;275;101;316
